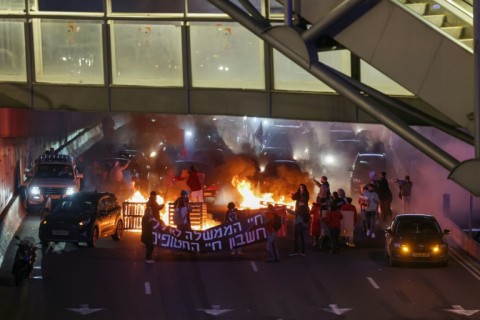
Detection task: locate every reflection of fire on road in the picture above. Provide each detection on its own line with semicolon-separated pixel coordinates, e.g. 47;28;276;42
123;176;296;231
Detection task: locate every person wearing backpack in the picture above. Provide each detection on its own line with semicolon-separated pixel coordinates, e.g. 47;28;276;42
265;204;280;263
225;202;243;255
173;190;191;231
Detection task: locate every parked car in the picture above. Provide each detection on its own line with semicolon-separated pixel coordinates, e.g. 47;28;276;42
258;160;311;198
349;152;388;195
39;191;124;247
385;214;450;267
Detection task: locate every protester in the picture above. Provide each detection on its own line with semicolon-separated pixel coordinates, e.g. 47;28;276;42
376;171;393;222
186;166;204;202
309;198;322;249
358;185;369;233
363;183;380;238
265;204;280;262
331;191;346;209
313;176;331;200
340;197;358;247
174;190;191;231
146;191;165;221
110;159;130;183
289;184;310;256
322;202;343;254
396;175;413;213
225;202;243;255
318;197;331;250
141;206;156;263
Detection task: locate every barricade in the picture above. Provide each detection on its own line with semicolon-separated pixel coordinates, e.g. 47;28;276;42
168;202;207;230
122;201;146;230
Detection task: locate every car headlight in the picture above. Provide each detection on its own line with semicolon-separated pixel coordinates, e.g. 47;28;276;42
78;218;91;227
394;242;410;253
432;244;447;253
324;154;336;165
30;186;40;195
66;187;75;195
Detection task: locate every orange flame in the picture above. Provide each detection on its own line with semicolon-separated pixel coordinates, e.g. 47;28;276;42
231;176;295;209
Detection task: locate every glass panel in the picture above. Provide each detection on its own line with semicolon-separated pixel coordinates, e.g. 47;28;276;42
269;0;284;18
33;19;104;84
111;0;183;14
188;0;262;15
0;0;24;11
190;22;265;89
0;19;27;82
360;60;413;96
111;21;183;87
36;0;103;12
274;49;351;92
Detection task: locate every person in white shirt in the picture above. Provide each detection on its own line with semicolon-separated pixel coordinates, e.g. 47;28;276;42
363;183;379;238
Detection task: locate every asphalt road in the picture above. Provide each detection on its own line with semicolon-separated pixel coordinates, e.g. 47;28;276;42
1;208;480;320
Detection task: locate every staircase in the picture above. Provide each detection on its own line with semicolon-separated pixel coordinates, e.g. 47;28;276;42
400;0;473;49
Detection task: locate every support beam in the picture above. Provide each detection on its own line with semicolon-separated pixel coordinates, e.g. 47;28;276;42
207;0;480;195
302;0;375;43
322;62;475;145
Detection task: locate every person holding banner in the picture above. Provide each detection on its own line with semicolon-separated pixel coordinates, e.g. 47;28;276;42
265;204;280;262
225;202;243;255
141;206;156;263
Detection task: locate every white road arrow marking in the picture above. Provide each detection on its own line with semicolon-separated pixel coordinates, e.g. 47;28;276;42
445;305;479;316
322;304;352;316
198;305;232;316
67;304;105;315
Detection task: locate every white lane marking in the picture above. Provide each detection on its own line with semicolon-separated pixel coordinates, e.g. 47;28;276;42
250;261;258;272
322;304;352;316
198;305;232;316
445;305;479;316
367;277;380;289
144;282;151;295
67;304;104;315
450;249;480;281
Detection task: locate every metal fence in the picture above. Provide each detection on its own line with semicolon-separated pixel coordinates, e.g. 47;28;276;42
122;201;146;230
167;202;207;230
122;201;208;230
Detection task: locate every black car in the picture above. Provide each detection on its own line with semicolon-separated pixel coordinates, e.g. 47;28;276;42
39;191;124;247
385;214;450;267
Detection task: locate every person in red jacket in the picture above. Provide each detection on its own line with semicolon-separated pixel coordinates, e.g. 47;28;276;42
186;166;204;202
322;202;343;254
